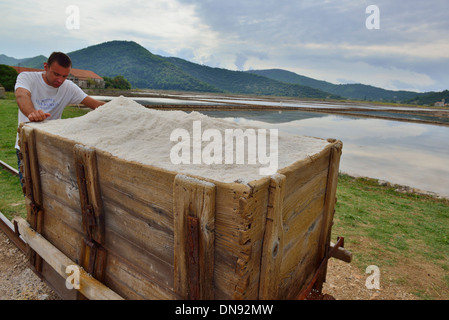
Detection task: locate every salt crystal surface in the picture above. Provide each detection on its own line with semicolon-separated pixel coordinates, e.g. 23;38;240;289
29;96;330;183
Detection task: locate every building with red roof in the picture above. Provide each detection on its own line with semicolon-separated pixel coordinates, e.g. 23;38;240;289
10;66;105;89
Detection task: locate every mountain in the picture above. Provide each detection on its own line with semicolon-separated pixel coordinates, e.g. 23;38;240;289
0;54;20;66
247;69;424;103
0;54;46;69
165;57;339;99
2;41;433;102
67;40;338;99
68;41;219;92
405;90;449;106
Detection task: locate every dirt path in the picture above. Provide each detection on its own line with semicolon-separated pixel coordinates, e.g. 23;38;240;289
0;227;418;300
322;259;417;300
0;230;59;300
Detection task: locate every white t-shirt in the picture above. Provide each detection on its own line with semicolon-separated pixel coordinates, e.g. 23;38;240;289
15;71;88;149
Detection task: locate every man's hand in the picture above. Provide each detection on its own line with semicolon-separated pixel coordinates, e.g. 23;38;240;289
27;109;51;122
15;87;50;122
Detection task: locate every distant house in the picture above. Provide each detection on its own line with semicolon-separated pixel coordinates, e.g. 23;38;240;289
68;69;105;89
434;99;447;107
10;66;105;89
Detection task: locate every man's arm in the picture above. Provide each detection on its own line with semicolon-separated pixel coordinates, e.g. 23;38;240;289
15;87;51;122
81;96;106;110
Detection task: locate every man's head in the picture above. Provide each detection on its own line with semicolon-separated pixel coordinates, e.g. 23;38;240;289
43;52;72;88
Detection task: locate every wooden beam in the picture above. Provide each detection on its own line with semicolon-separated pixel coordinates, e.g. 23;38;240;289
330;241;352;263
14;217;123;300
173;174;216;300
315;140;343;290
258;173;286;300
20;126;44;273
0;159;19;176
73;144;105;245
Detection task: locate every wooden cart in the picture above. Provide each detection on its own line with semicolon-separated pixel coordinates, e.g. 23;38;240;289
16;120;347;300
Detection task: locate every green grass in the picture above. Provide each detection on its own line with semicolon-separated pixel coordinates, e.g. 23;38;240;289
332;174;449;299
334;175;449;264
1;92;448;299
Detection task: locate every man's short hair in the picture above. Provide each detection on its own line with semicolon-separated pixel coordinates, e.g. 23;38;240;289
47;52;72;68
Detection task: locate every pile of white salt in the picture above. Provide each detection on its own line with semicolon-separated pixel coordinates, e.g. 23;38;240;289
29;96;330;183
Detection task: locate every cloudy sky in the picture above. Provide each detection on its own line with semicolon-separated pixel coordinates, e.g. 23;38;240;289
1;0;448;92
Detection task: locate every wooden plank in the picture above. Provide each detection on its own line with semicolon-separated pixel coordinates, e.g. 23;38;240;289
20;126;44;272
278;143;332;201
20;126;43;209
103;227;174;289
39;205;85;262
38;259;78;300
315;140;343;291
73;144;105;245
103;200;174;267
96;150;175;225
34;129;77;182
104;253;179;300
173;174;216;300
14;217;124;300
187;215;200;299
39;169;81;213
280;147;331;222
210;178;269;300
278;214;324;299
282;168;328;226
258;174;286;300
282;172;328;249
233;178;271;300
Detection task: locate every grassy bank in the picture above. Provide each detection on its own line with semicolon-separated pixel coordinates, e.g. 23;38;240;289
333;174;449;299
1;93;448;299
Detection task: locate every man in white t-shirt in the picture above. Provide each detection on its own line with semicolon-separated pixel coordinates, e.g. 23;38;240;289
14;51;105;186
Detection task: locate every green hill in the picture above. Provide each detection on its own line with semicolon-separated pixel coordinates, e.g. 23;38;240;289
247;69;424;103
67;40;337;98
406;90;449;106
0;54;46;69
0;54;21;66
165;57;339;99
68;41;220;92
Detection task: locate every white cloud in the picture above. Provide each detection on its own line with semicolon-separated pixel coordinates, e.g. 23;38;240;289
1;0;449;92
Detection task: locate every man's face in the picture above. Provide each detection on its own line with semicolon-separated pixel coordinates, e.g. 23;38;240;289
43;62;71;88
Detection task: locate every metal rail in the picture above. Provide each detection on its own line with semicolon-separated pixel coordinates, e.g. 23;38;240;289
0;158;25;250
0;158;25;251
0;159;19;176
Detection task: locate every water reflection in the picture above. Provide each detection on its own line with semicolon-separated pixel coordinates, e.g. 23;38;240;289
201;111;449;198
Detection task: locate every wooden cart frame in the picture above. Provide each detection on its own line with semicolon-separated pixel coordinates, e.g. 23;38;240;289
14;123;349;300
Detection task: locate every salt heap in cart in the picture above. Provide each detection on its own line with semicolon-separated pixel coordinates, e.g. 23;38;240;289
18;96;344;300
